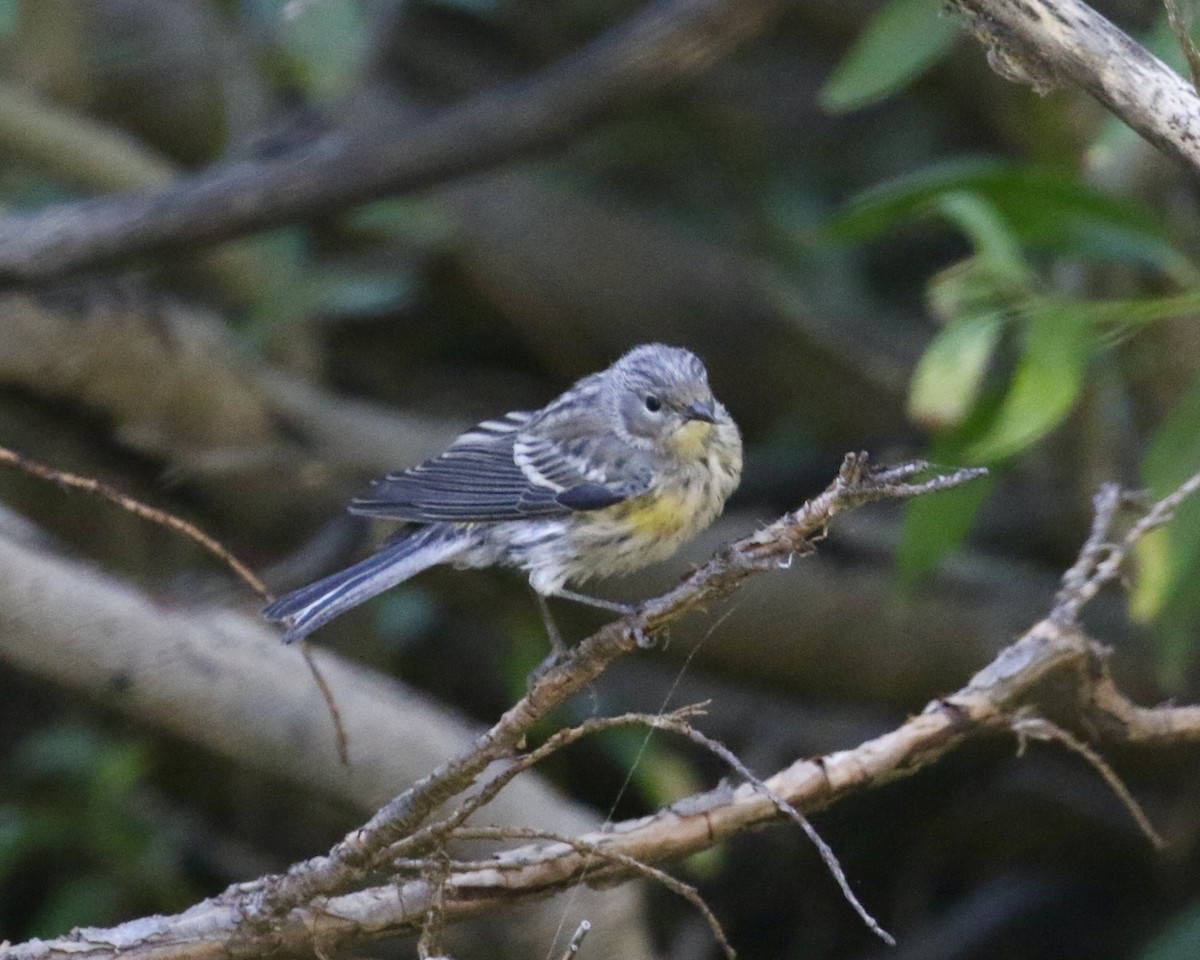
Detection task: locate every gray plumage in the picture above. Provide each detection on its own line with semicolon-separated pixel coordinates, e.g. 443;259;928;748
263;344;742;643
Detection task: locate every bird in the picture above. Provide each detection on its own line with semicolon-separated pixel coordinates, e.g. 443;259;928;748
262;343;743;646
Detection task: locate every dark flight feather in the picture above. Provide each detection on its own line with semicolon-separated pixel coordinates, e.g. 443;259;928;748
348;412;647;523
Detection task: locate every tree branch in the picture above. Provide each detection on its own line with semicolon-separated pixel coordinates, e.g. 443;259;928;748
0;455;987;959
0;0;781;283
7;458;1197;960
12;611;1191;958
949;0;1200;174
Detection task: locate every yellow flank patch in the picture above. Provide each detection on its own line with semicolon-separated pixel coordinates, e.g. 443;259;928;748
669;420;712;460
621;490;693;538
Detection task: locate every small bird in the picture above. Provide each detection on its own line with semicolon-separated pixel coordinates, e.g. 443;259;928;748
263;343;743;645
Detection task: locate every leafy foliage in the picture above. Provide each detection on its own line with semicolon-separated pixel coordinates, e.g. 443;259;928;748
0;724;198;937
819;0;957;113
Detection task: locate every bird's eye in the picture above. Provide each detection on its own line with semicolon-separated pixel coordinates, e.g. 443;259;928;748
644;395;662;413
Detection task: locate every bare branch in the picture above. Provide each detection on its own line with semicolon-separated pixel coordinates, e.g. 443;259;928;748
655;718;894;945
1087;665;1200;745
237;455;985;917
1009;712;1164;848
0;0;781;281
11;463;1197;960
1053;467;1200;621
0;443;271;601
948;0;1200;173
0;456;985;960
452;826;736;960
557;921;591;960
384;704;713;864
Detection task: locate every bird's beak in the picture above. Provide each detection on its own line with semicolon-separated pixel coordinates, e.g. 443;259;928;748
683;401;717;424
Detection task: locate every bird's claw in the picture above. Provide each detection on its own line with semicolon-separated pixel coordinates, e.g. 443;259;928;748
629;619;655;649
528;648;568;689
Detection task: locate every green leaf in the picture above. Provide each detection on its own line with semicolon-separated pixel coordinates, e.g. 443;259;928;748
1136;373;1200;617
1079;289;1200;330
932;192;1032;288
274;0;368;98
823;160;1193;280
819;0;956;113
1130;527;1173;624
908;309;1004;429
596;730;703;810
964;304;1092;463
1142;371;1200;496
1132;371;1200;683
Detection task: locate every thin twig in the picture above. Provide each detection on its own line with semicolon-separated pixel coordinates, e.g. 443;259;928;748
299;641;351;768
0;444;271;600
1164;0;1200;91
655;718;894;945
0;444;352;766
557;921;591;960
382;704;711;865
1054;467;1200;621
391;699;890;943
417;851;452;960
1054;483;1122;615
1010;713;1165;849
453;826;736;960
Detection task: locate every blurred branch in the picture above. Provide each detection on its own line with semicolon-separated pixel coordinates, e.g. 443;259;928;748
0;83;293;307
949;0;1200;173
0;287;456;514
0;0;781;282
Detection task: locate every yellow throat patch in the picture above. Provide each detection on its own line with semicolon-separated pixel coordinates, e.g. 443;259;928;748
669;420;713;461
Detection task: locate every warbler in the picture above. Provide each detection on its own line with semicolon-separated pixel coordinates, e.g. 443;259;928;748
263;343;742;644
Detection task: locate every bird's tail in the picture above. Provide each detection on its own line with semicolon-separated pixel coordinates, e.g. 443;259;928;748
263;524;471;643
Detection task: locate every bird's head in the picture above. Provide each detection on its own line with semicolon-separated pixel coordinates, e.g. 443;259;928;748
607;344;726;457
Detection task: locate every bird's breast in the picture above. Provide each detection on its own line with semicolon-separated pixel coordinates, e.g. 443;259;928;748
616;486;706;540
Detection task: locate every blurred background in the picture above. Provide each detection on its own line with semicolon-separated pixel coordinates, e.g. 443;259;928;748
0;0;1199;957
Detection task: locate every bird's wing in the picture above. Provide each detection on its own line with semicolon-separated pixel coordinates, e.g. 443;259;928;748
348;409;650;523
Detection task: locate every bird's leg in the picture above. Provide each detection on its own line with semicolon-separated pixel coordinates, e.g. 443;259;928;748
551;588;650;647
534;590;566;658
552;589;633;615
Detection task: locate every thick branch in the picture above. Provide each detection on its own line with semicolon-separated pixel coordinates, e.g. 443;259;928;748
0;0;779;282
949;0;1200;173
